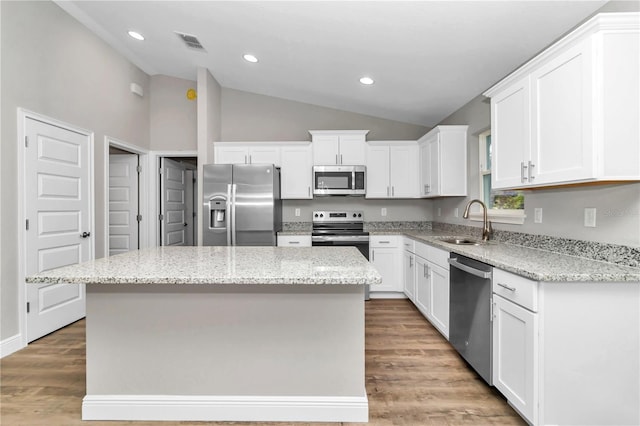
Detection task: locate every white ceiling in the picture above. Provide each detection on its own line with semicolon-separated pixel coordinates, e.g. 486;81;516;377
56;1;607;126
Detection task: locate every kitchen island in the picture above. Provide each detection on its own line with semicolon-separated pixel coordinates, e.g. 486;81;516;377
26;246;381;422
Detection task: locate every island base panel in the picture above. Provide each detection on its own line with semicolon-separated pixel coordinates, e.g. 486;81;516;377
83;283;368;422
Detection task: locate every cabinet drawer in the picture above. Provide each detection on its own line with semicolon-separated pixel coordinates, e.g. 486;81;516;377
402;238;415;253
493;269;538;312
414;240;429;259
277;235;312;247
370;235;400;248
428;246;450;270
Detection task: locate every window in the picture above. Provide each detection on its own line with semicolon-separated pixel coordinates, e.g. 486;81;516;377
475;130;525;224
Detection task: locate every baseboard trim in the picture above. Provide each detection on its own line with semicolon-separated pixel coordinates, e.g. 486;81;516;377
82;394;369;422
0;333;24;358
369;291;407;299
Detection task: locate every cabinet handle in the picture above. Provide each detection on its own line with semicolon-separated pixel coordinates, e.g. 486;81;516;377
372;250;375;262
423;264;428;277
528;160;535;181
249;155;252;164
289;241;300;245
379;240;390;244
245;155;248;164
340;154;343;164
308;186;311;197
409;256;413;268
392;186;395;196
497;282;516;292
387;186;390;196
336;154;338;165
521;162;528;183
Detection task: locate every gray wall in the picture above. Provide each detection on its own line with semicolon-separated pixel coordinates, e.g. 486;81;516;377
1;1;150;341
221;88;429;141
150;75;197;151
219;87;433;222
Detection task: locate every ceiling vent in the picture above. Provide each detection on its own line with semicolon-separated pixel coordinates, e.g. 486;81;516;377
175;31;206;52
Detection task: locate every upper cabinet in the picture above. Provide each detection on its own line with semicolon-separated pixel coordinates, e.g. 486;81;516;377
485;13;640;190
366;141;419;198
280;143;313;199
309;130;368;165
215;143;281;166
418;125;468;198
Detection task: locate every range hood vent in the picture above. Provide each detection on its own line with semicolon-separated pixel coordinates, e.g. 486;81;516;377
175;32;206;51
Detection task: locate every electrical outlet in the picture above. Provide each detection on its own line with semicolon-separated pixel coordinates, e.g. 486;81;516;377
584;208;596;227
454;208;459;218
534;208;543;223
381;208;387;217
437;207;441;217
294;208;300;217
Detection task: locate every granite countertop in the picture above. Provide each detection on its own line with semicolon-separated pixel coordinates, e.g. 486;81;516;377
396;230;640;283
26;246;382;285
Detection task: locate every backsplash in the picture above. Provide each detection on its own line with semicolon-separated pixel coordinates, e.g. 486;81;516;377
431;222;640;269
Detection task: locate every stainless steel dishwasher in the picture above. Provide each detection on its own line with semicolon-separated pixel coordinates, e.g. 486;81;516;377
448;254;493;385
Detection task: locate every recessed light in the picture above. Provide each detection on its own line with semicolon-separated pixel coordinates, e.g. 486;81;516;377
243;54;258;63
359;76;374;85
128;31;145;41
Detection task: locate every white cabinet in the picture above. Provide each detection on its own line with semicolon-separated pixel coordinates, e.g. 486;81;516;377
493;294;538;425
280;143;313;199
309;130;368;165
277;235;312;247
402;250;416;302
492;268;539;425
366;142;419;198
485;13;640;189
215;143;281;166
418;126;467;198
413;242;450;339
369;236;403;294
414;255;430;315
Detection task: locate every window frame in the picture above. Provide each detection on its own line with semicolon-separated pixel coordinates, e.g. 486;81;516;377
468;130;526;225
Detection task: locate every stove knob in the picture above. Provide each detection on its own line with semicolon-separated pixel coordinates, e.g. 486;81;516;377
314;213;318;218
358;213;362;218
353;213;357;218
320;213;324;218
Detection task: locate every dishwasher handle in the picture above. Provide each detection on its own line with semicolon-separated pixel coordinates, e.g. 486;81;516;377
448;257;492;279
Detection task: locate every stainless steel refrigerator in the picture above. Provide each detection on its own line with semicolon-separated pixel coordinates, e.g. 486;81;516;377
203;164;282;246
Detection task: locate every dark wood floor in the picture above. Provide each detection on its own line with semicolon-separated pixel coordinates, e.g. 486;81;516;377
1;299;525;425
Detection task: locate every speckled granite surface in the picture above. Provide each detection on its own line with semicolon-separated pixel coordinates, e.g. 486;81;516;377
364;221;432;232
281;222;312;234
26;246;381;285
366;222;639;282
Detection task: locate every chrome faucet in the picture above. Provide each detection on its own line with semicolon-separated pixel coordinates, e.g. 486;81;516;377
462;199;493;241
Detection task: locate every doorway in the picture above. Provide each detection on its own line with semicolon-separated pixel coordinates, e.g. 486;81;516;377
159;157;197;246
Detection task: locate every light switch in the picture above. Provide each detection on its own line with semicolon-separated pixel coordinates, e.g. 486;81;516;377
584;208;596;227
534;208;543;223
381;208;387;217
295;208;300;217
437;207;441;217
454;208;459;218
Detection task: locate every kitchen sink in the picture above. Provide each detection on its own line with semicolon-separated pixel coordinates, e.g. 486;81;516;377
438;237;482;246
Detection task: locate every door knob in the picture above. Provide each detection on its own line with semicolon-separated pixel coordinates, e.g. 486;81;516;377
184;223;188;227
81;232;91;238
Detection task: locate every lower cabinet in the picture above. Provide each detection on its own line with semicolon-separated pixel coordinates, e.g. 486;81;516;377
277;235;311;247
428;262;449;339
403;250;416;302
493;294;538;425
369;237;403;293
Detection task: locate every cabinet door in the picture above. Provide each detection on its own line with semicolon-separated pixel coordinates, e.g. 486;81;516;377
428;263;449;339
530;40;593;185
419;140;431;197
281;145;312;199
339;134;366;165
365;145;390;198
312;135;339;165
414;256;430;317
370;247;402;292
403;251;416;302
491;77;530;189
277;235;312;247
427;137;441;196
493;294;538;425
389;145;418;198
216;146;248;164
249;146;280;166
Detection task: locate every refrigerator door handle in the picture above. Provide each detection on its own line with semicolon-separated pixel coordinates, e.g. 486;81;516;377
226;184;232;245
230;184;237;245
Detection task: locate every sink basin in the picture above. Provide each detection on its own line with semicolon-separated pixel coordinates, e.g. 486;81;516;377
438;237;482;246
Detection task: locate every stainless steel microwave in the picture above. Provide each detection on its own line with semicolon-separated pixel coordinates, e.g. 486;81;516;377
313;165;366;196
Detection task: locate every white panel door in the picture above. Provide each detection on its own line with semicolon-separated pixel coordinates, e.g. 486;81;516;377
338;135;366;165
389;145;418;198
248;146;280;166
428;263;450;339
109;154;139;256
280;144;312;199
160;158;188;246
25;117;91;342
365;145;390;198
